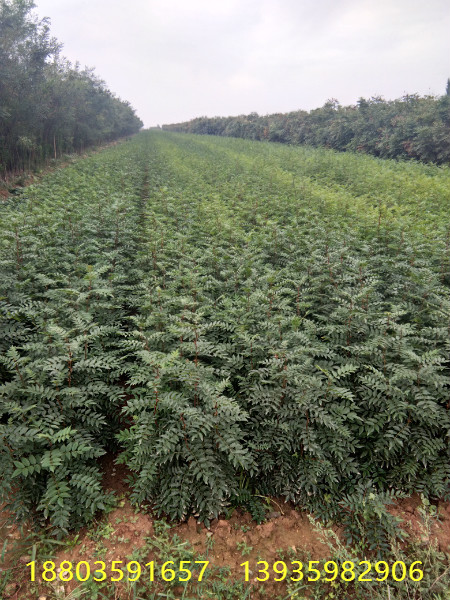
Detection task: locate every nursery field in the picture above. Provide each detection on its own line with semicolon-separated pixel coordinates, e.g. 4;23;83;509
1;131;450;599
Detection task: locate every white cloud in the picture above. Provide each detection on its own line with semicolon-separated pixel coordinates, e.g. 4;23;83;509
34;0;450;126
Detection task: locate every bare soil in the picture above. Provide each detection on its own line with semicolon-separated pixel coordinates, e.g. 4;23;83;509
1;456;449;600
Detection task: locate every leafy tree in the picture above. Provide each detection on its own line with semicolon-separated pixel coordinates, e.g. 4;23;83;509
163;91;450;165
0;0;142;179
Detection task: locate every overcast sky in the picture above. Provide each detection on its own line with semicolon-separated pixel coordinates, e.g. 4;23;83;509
34;0;450;128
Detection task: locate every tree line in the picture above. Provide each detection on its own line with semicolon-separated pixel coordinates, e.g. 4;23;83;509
163;85;450;165
0;0;143;179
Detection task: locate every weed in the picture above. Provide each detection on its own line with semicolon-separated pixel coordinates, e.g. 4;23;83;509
237;541;253;556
